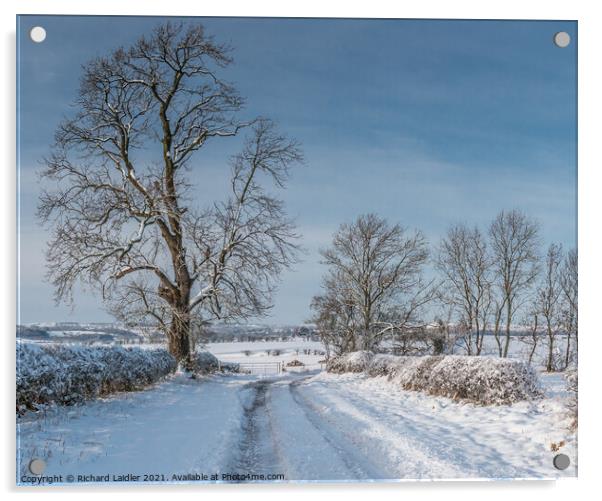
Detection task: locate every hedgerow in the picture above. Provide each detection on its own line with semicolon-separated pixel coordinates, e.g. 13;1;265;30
328;351;543;405
16;343;176;414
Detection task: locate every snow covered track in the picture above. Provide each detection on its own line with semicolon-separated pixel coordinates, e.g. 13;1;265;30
17;371;576;485
229;380;284;480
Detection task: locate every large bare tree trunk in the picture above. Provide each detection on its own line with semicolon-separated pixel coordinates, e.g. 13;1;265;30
167;311;192;365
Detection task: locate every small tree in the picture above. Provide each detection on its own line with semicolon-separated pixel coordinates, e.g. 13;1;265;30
535;243;564;372
559;248;578;369
38;23;303;363
518;298;542;365
310;213;432;353
436;224;492;355
489;209;540;357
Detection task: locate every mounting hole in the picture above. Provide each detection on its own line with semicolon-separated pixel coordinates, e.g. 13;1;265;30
28;458;46;475
29;26;46;43
553;31;570;48
553;453;570;470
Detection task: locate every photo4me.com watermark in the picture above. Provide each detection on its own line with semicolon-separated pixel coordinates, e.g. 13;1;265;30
20;471;287;485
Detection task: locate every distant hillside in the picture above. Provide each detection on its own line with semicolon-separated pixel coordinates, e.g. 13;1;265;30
17;324;143;345
16;322;319;345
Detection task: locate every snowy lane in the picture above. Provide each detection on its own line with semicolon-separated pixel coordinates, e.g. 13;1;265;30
229;380;285;479
267;377;384;480
17;371;576;484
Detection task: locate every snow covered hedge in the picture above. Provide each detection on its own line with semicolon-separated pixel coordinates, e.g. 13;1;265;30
326;350;374;373
188;350;220;373
565;369;578;429
328;351;543;405
187;350;239;375
16;343;176;414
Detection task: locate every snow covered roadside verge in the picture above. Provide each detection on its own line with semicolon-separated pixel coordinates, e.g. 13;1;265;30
298;371;576;479
16;343;177;414
327;351;543;405
17;374;253;484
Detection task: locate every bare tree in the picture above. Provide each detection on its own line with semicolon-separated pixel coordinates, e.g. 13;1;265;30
518;297;542;365
489;209;540;357
38;23;303;363
310;283;357;357
436;224;492;355
431;306;465;355
534;243;563;372
559;248;578;369
310;214;432;353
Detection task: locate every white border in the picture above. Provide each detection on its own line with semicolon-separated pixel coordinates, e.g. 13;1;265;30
2;1;600;500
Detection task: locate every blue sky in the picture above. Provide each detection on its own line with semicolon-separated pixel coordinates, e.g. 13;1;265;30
17;16;577;325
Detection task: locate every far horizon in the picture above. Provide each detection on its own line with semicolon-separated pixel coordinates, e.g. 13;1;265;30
17;16;577;326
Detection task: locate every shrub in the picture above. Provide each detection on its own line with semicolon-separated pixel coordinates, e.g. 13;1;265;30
328;351;542;405
16;343;176;414
366;354;400;377
187;350;239;375
565;369;578;430
220;362;240;373
188;350;220;374
326;350;374;373
424;356;542;405
389;356;444;392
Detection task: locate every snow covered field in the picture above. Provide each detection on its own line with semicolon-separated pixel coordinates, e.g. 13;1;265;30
17;364;576;484
205;338;326;372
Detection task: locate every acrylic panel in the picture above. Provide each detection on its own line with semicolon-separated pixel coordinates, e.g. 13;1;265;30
16;15;577;485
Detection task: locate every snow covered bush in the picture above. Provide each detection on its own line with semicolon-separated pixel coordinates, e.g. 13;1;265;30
186;350;239;375
326;351;374;373
366;354;400;377
424;356;542;405
329;351;542;405
389;356;444;391
565;369;578;429
188;350;220;374
16;343;176;413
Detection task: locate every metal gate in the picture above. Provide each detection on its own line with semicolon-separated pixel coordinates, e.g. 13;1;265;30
237;361;283;375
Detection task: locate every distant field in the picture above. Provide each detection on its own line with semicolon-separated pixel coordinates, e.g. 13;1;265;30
206;338;326;371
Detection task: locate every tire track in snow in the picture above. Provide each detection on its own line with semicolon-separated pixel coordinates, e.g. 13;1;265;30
228;379;286;481
290;377;466;479
296;375;541;479
230;375;386;481
274;376;386;480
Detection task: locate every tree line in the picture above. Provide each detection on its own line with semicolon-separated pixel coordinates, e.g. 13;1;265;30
310;211;577;371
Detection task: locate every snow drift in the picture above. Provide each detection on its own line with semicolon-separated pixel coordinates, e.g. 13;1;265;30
16;343;176;414
328;351;542;405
